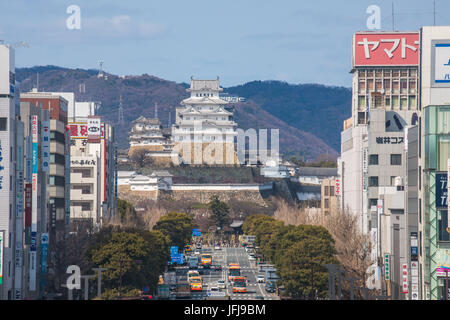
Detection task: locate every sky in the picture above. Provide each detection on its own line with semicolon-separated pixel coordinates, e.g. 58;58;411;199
1;0;449;87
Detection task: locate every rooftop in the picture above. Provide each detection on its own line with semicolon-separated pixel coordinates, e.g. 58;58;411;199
187;78;223;92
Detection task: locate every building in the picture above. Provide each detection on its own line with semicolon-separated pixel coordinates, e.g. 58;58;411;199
321;178;339;224
20;90;70;242
339;31;420;296
68;103;116;229
416;26;450;300
128;116;174;165
172;78;238;165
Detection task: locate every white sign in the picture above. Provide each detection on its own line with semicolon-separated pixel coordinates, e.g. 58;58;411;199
87;117;101;143
434;44;450;84
207;291;226;297
335;179;340;196
377;199;383;215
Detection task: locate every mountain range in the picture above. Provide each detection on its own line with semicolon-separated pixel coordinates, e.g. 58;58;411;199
16;66;352;160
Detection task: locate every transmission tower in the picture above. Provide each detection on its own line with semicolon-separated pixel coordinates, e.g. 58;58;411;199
118;95;124;125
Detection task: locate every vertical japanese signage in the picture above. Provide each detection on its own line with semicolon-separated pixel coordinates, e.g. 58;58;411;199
30;115;38;291
0;231;3;285
384;254;390;280
42;120;50;172
0;139;4;190
362;148;368;192
15;123;24;299
436;173;448;209
402;264;409;294
24;183;32;243
40;233;49;292
353;32;419;67
335;178;340;196
447;159;450;233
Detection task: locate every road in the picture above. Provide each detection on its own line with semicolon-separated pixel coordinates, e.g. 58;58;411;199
173;246;278;301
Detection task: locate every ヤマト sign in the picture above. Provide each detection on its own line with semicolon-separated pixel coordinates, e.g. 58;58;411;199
353;32;419;67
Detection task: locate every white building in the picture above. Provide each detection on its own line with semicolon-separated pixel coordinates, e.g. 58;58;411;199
68;103;116;229
172;78;238;165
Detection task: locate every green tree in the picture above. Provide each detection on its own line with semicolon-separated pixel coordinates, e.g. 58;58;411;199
117;198;137;223
208;195;231;229
278;230;338;299
153;211;193;249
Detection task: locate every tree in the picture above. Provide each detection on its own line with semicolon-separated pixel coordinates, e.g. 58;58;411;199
130;149;154;168
207;195;231;229
88;228;170;299
278;231;338;299
117;198;138;223
153;211;193;249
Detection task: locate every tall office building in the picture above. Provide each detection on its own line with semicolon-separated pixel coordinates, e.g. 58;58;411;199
417;26;450;300
339;32;420;297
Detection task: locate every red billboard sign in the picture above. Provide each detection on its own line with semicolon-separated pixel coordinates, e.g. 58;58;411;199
68;122;105;139
353;32;419;67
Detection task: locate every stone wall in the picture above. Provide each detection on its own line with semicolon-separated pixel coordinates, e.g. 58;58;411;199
160;189;267;206
118;185;158;203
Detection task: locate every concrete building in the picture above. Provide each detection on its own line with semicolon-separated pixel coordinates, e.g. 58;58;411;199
172;78;238;165
339;31;420;295
68;103;116;229
20;90;70;243
417;26;450;300
321;178;339;224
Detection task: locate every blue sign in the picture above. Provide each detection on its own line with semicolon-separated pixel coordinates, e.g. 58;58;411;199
170;246;179;256
192;229;201;237
436;173;447;209
171;254;184;264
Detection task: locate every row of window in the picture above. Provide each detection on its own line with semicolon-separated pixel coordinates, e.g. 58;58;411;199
368;175;404;187
324;186;335;196
369;154;401;166
183;116;228;121
196;93;214;97
358;95;417;110
358;68;418;78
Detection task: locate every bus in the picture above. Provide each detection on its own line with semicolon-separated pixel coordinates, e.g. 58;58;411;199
228;264;241;283
187;270;200;282
184;244;191;253
232;276;247;293
200;254;212;268
189;276;203;291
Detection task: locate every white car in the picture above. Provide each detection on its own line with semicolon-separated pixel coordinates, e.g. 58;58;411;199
256;275;265;283
249;254;256;261
214;245;221;250
217;280;226;289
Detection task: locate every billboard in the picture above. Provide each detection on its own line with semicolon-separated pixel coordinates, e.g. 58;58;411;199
353;32;419;67
87;116;101;143
40;233;49;291
0;231;3;285
436;173;447;209
433;43;450;84
68;122;105;139
42;120;50;172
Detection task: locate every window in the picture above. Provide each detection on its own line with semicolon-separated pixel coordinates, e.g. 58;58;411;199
0;118;7;131
369;154;379;165
49;175;65;187
330;186;335;196
50;153;65;165
71;168;92;178
71;201;92;211
369;176;379;187
390;154;401;165
438;210;450;241
390;176;397;186
324;186;329;196
324;199;329;209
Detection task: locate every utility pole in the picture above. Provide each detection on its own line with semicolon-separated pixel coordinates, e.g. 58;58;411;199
392;2;395;31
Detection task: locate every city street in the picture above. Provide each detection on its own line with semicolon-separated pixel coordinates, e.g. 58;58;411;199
174;246;278;300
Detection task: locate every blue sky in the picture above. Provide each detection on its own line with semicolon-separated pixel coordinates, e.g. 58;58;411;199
1;0;449;87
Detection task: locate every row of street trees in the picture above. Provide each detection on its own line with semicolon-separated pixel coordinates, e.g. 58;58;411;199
64;199;194;299
243;214;338;299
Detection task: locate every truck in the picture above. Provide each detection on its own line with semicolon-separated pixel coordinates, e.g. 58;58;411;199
157;284;170;299
175;281;191;299
188;255;199;269
164;271;177;291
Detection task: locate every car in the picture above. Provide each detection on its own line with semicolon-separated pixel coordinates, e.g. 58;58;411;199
249;254;256;261
256;275;265;283
217;280;226;289
210;285;219;292
214;245;221;250
255;295;264;300
212;265;222;271
194;250;200;255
